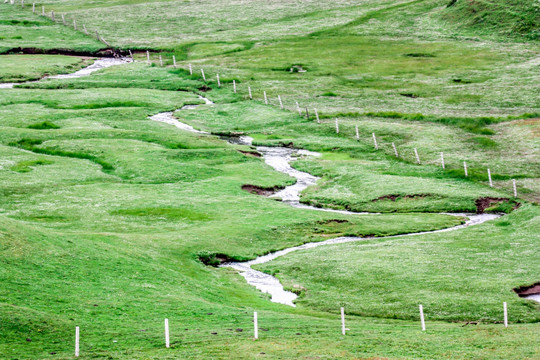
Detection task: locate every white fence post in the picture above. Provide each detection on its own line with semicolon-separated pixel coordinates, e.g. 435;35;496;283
440;152;445;169
216;74;221;87
335;118;339;134
372;133;378;150
488;168;493;187
278;95;283;109
189;63;192;75
355;123;359;140
419;305;426;331
201;69;206;81
263;91;268;104
75;326;80;357
392;142;398;157
73;18;77;30
315;108;320;123
41;5;44;15
173;55;177;68
503;302;508;328
82;24;88;35
463;161;468;177
341;307;346;335
512;179;517;197
164;318;170;348
296;101;301;116
254;312;258;340
233;80;237;93
414;148;420;164
248;86;252;100
61;14;65;25
146;50;150;65
159;55;163;67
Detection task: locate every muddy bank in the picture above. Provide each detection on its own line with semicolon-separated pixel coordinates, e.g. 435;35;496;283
242;184;282;196
514;282;540;297
2;47;124;58
238;150;262;158
372;194;431;202
475;197;520;213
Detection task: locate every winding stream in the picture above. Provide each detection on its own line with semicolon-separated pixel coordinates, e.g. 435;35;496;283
0;56;528;306
147;100;507;307
0;57;131;88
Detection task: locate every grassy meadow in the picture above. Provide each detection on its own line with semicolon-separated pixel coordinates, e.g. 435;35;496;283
0;0;539;359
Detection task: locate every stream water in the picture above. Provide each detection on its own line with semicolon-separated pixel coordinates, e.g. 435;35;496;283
146;100;507;307
0;57;131;88
0;56;526;306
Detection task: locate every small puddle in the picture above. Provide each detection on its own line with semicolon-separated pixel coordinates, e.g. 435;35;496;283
0;57;131;88
148;103;502;307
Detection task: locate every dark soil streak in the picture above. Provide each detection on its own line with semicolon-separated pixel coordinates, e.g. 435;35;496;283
2;47;124;57
475;197;510;213
514;282;540;297
238;150;262;158
371;194;431;202
242;184;283;196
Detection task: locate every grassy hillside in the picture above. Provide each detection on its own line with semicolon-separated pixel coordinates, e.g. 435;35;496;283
443;0;540;40
0;0;539;359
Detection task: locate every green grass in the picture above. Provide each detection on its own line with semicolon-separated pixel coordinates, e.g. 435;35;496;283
0;54;92;82
0;1;539;359
257;204;540;323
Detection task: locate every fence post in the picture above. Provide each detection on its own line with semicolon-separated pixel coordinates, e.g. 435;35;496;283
233;80;236;93
159;55;163;67
512;179;517;197
165;318;170;348
263;91;268;104
315;108;320;123
82;24;88;35
217;74;221;87
278;95;283;109
463;161;468;177
372;133;378;150
440;152;445;169
172;55;176;68
503;302;508;328
189;63;192;75
295;101;301;116
335;118;339;134
73;18;77;30
305;107;309;120
488;168;493;187
201;69;206;81
254;312;258;340
61;14;66;25
146;51;150;65
75;326;80;357
51;10;54;21
419;305;426;331
414;148;420;164
341;307;346;335
392;142;398;157
248;86;252;100
355;123;359;140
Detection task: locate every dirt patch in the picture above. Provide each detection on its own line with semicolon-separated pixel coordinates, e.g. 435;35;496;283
3;47;123;58
198;85;212;92
372;194;431;202
399;93;419;98
238;150;262;158
197;252;233;267
316;219;349;224
474;197;511;213
278;142;295;148
514;282;540;297
242;184;282;196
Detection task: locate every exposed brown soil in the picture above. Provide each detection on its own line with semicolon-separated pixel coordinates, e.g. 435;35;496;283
3;47;124;57
241;184;282;196
514;282;540;297
316;219;349;224
474;197;510;213
372;194;431;202
399;93;419;98
198;253;233;266
198;85;212;92
278;142;295;148
238;150;262;158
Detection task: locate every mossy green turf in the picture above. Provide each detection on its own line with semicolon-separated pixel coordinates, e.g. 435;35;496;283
0;55;92;82
1;0;539;359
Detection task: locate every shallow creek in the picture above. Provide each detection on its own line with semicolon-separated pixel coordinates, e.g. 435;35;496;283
0;57;131;88
0;57;524;305
147;99;509;307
